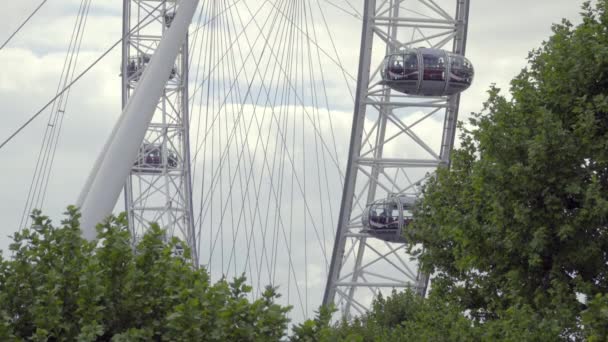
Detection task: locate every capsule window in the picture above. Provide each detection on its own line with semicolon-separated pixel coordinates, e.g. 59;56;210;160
387;55;405;80
422;53;445;81
449;55;472;84
403;52;418;81
368;203;399;229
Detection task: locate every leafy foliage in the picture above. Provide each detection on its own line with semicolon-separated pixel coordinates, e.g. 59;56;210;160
0;207;290;341
404;0;608;338
291;290;476;342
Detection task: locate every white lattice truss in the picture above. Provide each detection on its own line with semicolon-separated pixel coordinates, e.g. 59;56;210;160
323;0;470;318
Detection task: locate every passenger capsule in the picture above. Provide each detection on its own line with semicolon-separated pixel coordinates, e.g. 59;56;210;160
126;54;177;81
133;143;179;173
361;195;416;243
381;48;474;96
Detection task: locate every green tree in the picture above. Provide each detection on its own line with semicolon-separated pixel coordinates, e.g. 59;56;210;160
404;0;608;338
291;290;476;342
0;207;290;341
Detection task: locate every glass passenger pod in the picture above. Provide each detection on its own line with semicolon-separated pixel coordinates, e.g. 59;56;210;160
361;195;416;243
419;48;447;96
381;48;473;96
126;54;177;81
445;53;474;96
382;51;419;94
133;143;179;173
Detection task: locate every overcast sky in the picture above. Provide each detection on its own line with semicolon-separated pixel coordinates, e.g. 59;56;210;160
0;0;588;320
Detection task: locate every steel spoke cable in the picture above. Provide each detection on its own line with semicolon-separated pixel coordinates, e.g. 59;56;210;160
232;0;352;316
38;0;93;210
192;0;214;256
188;0;353;317
342;0;363;18
259;0;295;288
15;1;167;231
193;0;289;231
188;0;271;116
199;0;290;271
268;0;357;87
221;0;306;310
187;0;244;46
242;1;346;178
310;0;342;252
243;0;307;309
270;1;358;86
0;1;165;151
314;0;352;171
192;0;223;268
229;0;297;288
19;0;92;229
221;0;288;292
267;0;297;286
216;0;239;275
0;0;50;51
296;0;309;315
190;1;277;175
322;0;361;19
217;0;239;279
224;0;276;282
303;0;331;276
314;0;381;169
223;6;260;287
232;0;312;310
240;1;340;211
240;0;332;265
222;0;281;282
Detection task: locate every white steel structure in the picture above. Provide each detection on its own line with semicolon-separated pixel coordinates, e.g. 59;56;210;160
72;0;470;321
78;0;199;258
323;0;471;317
121;0;196;260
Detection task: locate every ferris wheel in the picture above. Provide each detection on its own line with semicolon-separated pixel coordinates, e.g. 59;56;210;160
10;0;471;322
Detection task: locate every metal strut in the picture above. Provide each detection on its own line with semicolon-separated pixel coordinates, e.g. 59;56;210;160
78;0;199;249
323;0;471;318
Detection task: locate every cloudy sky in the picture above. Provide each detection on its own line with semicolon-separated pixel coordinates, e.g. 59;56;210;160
0;0;588;320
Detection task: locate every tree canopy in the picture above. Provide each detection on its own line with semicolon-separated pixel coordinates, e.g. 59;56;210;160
0;207;290;341
408;0;608;331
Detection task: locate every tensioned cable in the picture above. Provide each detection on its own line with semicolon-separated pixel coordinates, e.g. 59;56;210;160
235;0;308;310
195;0;308;310
217;0;281;288
38;0;93;220
303;0;331;278
19;0;93;229
322;0;361;19
207;0;338;316
187;0;354;319
191;0;284;229
200;0;289;270
0;0;50;51
240;0;332;263
0;1;166;153
245;1;346;177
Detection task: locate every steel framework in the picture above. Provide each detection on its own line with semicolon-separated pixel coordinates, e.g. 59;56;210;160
323;0;470;317
121;0;196;259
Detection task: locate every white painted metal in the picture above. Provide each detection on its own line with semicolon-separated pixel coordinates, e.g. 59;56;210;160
121;0;197;262
324;0;470;318
78;0;199;241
